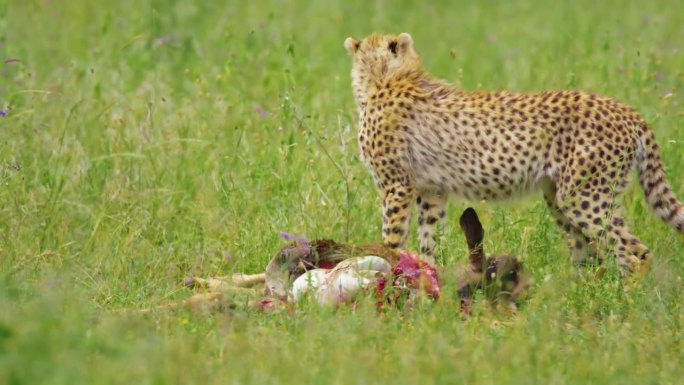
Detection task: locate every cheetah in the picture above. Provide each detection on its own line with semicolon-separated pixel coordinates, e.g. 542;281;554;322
343;32;684;276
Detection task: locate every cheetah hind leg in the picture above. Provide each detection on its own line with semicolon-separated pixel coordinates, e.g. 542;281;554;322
543;183;600;267
416;190;448;265
555;184;653;278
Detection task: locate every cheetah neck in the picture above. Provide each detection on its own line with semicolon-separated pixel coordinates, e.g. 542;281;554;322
352;69;428;110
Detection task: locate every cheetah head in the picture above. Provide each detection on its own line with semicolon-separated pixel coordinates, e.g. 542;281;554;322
344;33;421;93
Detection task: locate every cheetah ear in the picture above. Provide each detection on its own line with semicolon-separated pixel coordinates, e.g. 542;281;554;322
344;37;359;55
459;207;486;271
397;32;413;52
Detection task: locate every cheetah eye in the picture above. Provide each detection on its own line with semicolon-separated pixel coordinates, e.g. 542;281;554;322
388;41;397;54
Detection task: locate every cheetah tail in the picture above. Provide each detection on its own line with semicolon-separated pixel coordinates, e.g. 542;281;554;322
637;127;684;233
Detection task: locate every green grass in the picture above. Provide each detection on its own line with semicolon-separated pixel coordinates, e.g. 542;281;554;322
1;0;684;383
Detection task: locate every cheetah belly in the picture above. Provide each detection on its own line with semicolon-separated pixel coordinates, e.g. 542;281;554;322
408;134;549;201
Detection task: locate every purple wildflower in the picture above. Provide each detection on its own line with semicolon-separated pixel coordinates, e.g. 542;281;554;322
154;34;177;47
255;106;267;119
278;231;308;245
0;110;6;117
278;231;296;241
224;252;233;261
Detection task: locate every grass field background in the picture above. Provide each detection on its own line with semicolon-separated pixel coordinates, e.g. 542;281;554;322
1;0;684;383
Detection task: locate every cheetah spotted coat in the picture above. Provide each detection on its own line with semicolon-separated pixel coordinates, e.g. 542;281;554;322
344;32;684;276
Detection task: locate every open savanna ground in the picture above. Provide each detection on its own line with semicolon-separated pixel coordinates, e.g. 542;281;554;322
1;0;683;384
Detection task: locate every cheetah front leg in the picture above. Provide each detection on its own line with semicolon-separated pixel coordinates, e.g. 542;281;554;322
381;183;416;251
416;190;448;264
